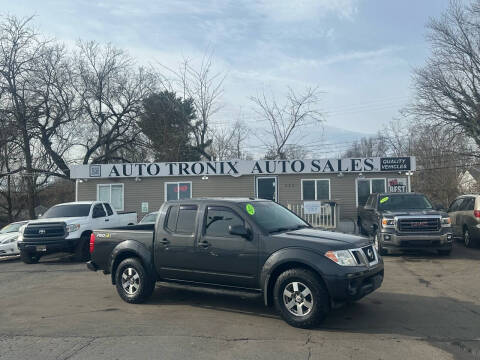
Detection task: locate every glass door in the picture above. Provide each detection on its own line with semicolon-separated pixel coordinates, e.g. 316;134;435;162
256;177;278;201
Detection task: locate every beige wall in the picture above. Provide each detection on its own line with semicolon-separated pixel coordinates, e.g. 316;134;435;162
77;173;391;222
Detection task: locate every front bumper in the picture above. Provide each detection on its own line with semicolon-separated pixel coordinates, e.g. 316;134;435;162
324;263;384;302
379;230;453;251
17;237;81;254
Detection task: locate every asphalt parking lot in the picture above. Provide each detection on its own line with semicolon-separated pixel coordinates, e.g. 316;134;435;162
0;242;479;360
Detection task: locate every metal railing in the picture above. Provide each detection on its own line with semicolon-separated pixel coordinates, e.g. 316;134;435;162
286;202;337;229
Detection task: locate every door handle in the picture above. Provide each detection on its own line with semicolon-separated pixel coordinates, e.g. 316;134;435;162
198;241;210;248
160;238;170;245
105;218;109;222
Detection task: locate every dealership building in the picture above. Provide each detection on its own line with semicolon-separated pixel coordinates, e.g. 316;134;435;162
71;157;415;224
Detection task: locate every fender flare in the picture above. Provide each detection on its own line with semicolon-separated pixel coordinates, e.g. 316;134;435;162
109;240;154;284
260;247;329;306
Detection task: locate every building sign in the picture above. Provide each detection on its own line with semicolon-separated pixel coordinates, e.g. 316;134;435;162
70;157;416;179
388;178;408;193
380;157;411;171
141;202;149;213
304;201;322;215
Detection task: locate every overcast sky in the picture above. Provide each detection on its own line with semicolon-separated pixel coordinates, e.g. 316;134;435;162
1;0;451;150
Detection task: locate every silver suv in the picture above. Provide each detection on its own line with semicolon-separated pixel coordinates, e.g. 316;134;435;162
447;195;480;247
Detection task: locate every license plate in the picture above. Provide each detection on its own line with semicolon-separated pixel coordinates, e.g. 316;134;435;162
36;245;47;252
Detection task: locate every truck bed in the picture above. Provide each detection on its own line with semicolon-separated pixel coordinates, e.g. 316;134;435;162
91;224;155;273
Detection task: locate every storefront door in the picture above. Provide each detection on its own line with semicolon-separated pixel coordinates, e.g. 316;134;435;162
256;176;277;201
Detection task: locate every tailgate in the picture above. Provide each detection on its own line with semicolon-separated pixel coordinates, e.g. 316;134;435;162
91;227;154;272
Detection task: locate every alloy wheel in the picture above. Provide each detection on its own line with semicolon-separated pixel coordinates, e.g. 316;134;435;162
283;281;314;317
121;267;140;295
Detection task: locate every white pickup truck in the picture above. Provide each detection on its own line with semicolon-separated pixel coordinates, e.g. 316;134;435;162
17;201;137;263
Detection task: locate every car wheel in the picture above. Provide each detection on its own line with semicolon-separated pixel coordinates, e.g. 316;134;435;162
20;250;40;264
73;234;91;262
374;232;387;256
273;268;329;328
464;228;473;248
115;258;155;304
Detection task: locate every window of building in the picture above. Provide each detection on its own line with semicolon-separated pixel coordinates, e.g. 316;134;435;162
204;207;244;237
356;178;386;206
164;205;197;234
165;182;192;201
301;179;330;201
97;184;124;211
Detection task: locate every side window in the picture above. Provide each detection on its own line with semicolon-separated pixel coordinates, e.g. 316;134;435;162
205;207;244;237
448;199;461;212
103;203;113;216
175;205;197;235
365;195;374;208
165;206;179;232
464;198;475;211
92;204;106;218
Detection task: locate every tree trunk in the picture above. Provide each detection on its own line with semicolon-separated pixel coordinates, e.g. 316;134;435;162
21;128;36;219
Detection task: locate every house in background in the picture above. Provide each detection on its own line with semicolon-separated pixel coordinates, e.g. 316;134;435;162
458;167;480;194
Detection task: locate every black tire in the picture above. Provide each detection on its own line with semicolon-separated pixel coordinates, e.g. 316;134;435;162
438;249;452;256
374;232;387;256
20;250;40;264
73;234;91;262
463;227;474;248
273;268;329;328
115;258;155;304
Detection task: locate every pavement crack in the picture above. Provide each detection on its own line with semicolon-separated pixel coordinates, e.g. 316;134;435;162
57;337;96;360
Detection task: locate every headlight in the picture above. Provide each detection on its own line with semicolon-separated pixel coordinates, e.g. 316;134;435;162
381;218;395;228
66;224;81;233
441;217;451;227
325;250;358;266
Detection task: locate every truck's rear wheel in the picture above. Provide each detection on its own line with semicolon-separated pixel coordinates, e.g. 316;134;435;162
73;234;91;262
115;258;155;304
273;268;329;328
20;250;40;264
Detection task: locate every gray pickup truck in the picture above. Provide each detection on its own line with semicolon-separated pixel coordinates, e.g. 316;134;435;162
358;192;453;255
87;198;384;328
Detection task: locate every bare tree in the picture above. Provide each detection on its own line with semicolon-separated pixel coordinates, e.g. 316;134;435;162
409;0;480;154
209;120;250;160
73;41;156;164
0;16;47;218
159;53;225;160
342;133;390;158
250;87;323;159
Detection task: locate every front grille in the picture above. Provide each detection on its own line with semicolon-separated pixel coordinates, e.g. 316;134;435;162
397;218;440;232
351;245;378;266
23;222;66;240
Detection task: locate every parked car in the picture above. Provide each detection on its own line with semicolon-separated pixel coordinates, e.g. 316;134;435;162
447;194;480;247
87;198;384;328
139;212;158;224
358;192;453;255
17;201;137;264
0;221;28;256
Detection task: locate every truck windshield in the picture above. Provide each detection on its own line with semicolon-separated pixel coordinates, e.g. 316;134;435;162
378;194;433;211
42;204;92;218
241;201;309;233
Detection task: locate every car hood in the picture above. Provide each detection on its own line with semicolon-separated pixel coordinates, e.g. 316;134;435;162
273;228;370;251
27;217;88;225
382;209;446;217
0;232;18;242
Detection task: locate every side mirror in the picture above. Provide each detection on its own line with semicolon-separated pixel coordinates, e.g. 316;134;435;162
229;224;250;239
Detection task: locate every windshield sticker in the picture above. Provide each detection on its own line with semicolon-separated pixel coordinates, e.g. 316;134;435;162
380;196;389;204
246;204;255;215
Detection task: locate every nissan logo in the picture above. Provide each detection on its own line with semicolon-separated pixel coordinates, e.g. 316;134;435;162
367;248;374;259
38;229;46;235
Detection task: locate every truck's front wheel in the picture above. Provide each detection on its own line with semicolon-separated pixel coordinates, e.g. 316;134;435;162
115;258;155;304
20;250;40;264
273;268;329;328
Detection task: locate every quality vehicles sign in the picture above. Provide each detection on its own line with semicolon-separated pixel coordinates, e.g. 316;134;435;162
70;157;416;179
